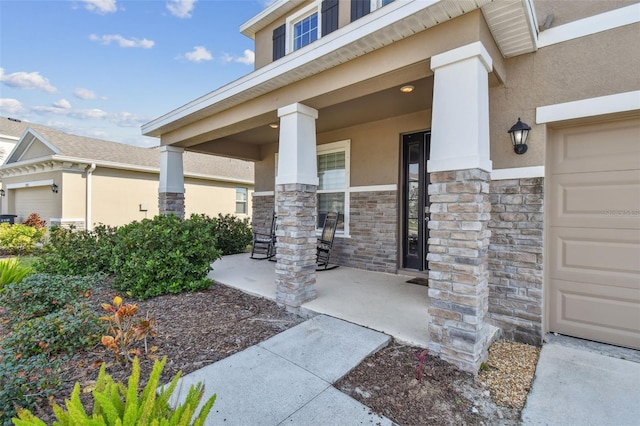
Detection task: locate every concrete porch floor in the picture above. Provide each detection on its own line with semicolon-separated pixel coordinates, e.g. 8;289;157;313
208;253;430;348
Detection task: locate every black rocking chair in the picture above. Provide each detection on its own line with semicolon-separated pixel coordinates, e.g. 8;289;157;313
317;211;340;271
250;212;277;260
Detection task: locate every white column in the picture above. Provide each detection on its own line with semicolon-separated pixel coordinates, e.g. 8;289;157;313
159;146;185;193
276;103;319;186
428;41;493;173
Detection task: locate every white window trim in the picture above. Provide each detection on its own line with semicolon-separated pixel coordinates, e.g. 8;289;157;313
274;140;351;237
235;187;248;215
370;0;393;13
285;1;321;55
317;139;350;237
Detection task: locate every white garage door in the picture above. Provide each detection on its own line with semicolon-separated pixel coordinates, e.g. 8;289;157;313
548;117;640;349
14;186;57;224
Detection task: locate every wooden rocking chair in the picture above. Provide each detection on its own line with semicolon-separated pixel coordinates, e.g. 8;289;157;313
250;212;277;260
316;211;340;271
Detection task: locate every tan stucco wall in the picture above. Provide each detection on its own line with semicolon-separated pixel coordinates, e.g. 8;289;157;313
533;0;636;28
254;109;431;192
90;168;253;227
20;142;54;161
61;171;86;220
489;23;640;169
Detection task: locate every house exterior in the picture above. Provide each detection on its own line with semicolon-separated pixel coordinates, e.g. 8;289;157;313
0;116;254;228
142;0;640;372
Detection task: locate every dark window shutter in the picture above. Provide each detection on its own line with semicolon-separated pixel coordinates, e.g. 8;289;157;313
321;0;339;36
272;24;286;61
351;0;370;22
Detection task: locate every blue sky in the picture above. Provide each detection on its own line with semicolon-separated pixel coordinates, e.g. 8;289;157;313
0;0;268;147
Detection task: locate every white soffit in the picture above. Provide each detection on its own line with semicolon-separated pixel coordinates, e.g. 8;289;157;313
143;0;495;137
481;0;537;57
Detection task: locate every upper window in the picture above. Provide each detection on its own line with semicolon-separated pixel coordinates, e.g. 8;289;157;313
293;12;318;51
286;2;322;54
235;187;248;214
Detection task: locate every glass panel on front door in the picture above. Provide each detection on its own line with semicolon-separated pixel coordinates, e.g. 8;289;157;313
402;131;430;271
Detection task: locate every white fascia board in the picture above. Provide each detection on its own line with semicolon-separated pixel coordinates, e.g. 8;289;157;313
142;0;441;136
536;91;640;124
0;134;19;141
538;3;640;48
6;179;54;189
491;166;544;180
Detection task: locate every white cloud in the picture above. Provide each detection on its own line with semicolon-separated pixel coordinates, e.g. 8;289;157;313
0;98;27;115
74;88;98;100
167;0;197;18
70;108;110;120
89;34;154;49
185;46;212;63
221;49;255;65
53;99;72;109
0;68;57;93
81;0;117;14
110;111;151;128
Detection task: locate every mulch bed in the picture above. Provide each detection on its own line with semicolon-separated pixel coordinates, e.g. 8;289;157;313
1;278;537;425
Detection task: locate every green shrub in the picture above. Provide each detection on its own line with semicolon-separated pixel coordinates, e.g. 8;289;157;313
0;257;33;292
0;223;46;255
2;304;101;358
13;356;216;426
210;213;253;255
0;273;99;324
0;353;62;425
35;224;118;276
110;214;222;300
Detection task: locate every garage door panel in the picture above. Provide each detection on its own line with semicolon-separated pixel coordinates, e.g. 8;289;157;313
549;118;640;174
550;279;640;349
549;117;640;350
549;228;640;289
550;170;640;228
14;186;57;224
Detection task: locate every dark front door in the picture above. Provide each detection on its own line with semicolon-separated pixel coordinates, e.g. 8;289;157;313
402;131;430;271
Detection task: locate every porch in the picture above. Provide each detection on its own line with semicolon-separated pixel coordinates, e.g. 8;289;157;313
208;253;430;348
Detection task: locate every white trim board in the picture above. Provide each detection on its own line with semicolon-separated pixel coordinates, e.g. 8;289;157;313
538;4;640;48
350;184;397;192
491;166;544;180
536;91;640;123
253;191;275;197
50;218;85;222
6;179;54;189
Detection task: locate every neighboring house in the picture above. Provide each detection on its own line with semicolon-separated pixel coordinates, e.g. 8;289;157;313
0;117;22;164
0;116;254;228
142;0;640;372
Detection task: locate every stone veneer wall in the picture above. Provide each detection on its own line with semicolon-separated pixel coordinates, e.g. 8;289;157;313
331;190;397;274
158;192;185;218
251;194;275;235
427;169;493;373
488;177;544;346
49;219;85;230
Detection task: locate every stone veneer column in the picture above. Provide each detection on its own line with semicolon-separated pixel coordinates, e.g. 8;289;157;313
427;42;494;373
158;146;185;218
275;103;319;308
428;169;492;371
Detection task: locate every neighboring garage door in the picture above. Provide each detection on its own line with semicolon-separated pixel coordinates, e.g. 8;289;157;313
14;186;57;224
548;117;640;349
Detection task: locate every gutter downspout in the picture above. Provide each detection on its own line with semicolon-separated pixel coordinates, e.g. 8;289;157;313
86;163;96;231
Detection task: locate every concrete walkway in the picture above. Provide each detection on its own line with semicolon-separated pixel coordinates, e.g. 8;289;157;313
169;315;395;425
522;335;640;426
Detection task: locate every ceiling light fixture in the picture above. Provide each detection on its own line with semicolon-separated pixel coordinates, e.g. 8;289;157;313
269;123;279;129
400;85;414;93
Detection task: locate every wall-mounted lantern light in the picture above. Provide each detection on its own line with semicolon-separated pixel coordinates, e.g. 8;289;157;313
51;183;59;193
508;118;531;155
0;189;5;197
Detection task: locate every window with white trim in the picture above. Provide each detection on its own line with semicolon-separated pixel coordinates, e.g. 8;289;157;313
317;140;350;234
274;140;350;234
235;187;247;214
286;2;321;54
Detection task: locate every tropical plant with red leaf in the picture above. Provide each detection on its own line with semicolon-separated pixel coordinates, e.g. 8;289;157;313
100;295;157;364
